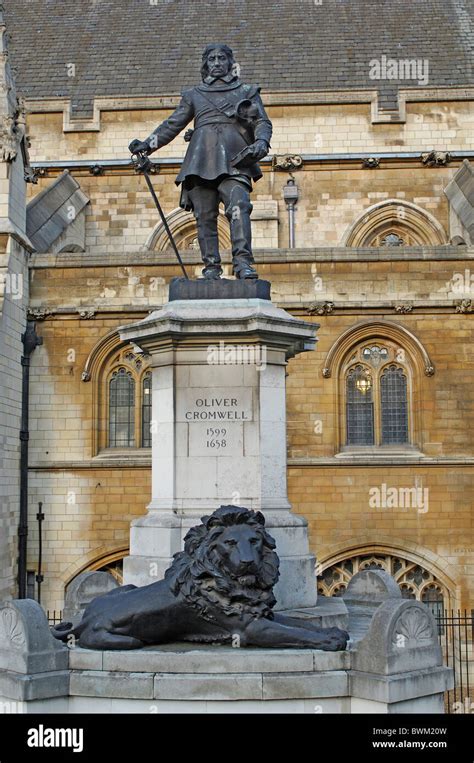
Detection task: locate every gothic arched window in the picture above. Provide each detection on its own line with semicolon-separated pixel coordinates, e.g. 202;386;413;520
318;553;449;617
380;365;409;444
141;372;152;448
109;368;135;447
100;347;152;451
342;343;411;448
346;365;374;445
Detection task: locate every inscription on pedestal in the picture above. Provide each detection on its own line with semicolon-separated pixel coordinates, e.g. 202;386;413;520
177;388;253;457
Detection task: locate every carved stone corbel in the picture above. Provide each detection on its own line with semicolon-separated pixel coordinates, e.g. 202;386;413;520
454;299;473;314
307;301;335;316
271;154;303;171
362;157;380;169
394;302;413;314
421;150;451;167
78;309;96;319
27;308;53;321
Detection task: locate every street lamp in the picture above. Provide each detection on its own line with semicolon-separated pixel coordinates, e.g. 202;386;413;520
282;176;299;248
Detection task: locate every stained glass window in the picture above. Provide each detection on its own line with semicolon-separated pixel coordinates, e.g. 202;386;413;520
141;372;152;448
346;365;374;445
380;365;408;444
109;368;135;447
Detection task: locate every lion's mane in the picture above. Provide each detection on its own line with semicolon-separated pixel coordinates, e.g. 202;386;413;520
165;506;280;630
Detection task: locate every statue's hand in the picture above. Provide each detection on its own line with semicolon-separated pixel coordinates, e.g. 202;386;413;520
128;138;150;155
249;139;268;161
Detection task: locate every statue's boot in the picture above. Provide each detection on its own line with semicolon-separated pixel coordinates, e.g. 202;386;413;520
223;183;259;280
188;184;223;279
200;234;223;279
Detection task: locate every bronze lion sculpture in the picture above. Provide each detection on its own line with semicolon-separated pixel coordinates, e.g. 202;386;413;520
53;506;348;651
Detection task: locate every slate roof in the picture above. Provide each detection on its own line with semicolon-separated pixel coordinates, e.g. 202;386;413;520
4;0;474;117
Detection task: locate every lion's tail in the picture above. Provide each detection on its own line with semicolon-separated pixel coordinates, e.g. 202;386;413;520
51;620;77;642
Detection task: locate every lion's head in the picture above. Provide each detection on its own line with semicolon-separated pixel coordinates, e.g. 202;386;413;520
165;506;280;623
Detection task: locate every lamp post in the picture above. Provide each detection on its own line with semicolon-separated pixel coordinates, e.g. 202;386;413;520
283;176;299;248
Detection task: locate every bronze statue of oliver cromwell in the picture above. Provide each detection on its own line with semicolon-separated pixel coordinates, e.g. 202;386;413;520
129;43;272;280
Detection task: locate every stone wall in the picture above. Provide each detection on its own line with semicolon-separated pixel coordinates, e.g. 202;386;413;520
21;87;474;614
26;100;474;163
0;237;29;601
26;164;453;252
26;250;474;612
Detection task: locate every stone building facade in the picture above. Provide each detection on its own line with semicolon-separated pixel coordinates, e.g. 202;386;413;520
0;0;473;615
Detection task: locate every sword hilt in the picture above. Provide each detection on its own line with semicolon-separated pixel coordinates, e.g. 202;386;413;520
131;150;153;173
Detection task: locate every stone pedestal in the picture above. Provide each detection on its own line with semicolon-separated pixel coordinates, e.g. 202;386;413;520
119;284;319;610
0;575;453;714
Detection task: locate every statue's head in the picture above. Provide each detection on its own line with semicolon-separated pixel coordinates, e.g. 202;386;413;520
201;43;235;81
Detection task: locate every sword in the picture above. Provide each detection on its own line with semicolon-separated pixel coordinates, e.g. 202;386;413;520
131;150;189;279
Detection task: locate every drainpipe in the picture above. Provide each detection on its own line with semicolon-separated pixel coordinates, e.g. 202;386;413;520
18;321;42;598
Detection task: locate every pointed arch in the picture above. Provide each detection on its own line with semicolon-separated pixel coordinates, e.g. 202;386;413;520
144;207;231;252
81;329;152;454
322;321;435;452
61;546;129;588
322;320;435;379
317;538;457;609
342;199;448;247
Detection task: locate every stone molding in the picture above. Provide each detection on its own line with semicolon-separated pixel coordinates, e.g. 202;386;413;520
24;87;474;132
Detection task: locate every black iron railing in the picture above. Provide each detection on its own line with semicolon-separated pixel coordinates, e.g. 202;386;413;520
46;609;63;626
436;609;473;714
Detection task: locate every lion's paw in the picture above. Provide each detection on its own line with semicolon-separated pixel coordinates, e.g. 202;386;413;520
318;627;349;652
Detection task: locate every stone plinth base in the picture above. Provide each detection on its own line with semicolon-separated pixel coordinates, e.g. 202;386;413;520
0;575;454;714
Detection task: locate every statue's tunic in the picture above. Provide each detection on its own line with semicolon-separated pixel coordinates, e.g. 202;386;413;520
145;75;272;210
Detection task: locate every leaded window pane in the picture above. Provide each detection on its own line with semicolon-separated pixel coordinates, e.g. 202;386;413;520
380;365;408;444
109;368;135;447
346;365;374;445
141;373;152;448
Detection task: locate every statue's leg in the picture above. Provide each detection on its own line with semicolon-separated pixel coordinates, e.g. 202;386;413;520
79;629;144;650
218;177;258;279
187;183;222;279
243;617;349;651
